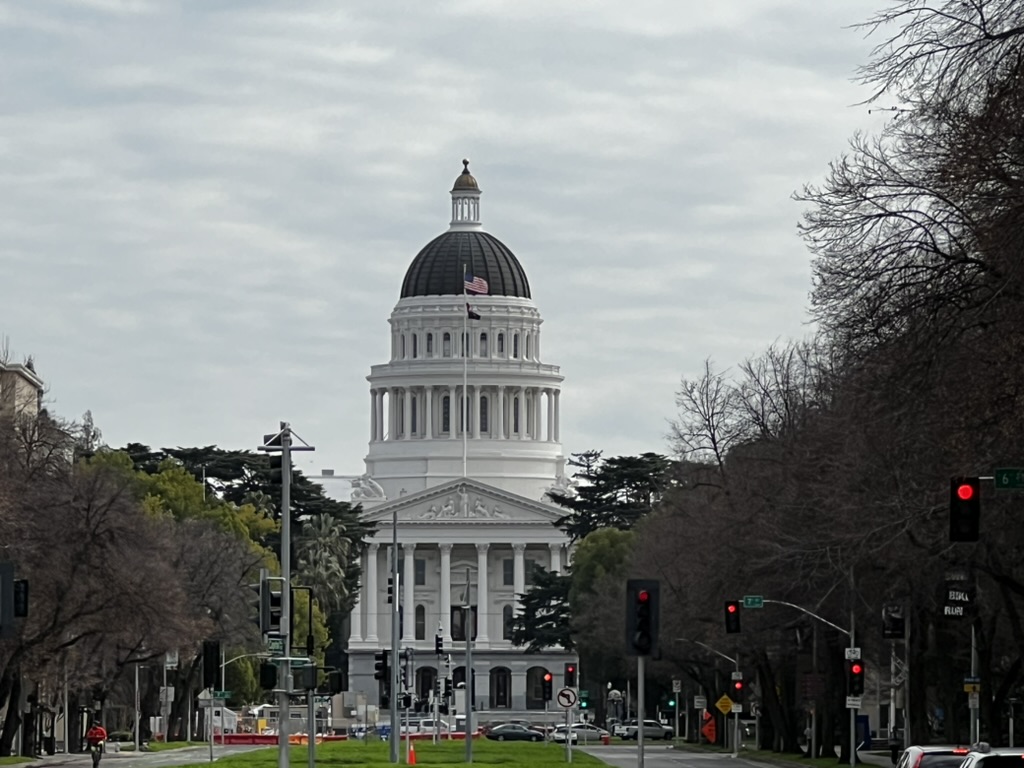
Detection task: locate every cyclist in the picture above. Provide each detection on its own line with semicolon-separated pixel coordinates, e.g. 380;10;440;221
86;721;107;768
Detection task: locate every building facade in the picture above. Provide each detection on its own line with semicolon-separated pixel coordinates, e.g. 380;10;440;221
347;162;576;714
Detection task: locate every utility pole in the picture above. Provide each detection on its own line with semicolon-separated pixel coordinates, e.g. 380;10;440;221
464;568;474;764
390;507;400;764
260;423;314;768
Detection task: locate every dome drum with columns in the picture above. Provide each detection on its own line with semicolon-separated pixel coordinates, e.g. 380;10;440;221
348;163;575;716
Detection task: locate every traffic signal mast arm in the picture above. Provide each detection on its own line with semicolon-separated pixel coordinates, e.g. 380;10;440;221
760;598;852;638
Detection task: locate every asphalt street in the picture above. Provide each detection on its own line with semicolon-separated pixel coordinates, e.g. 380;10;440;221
580;744;762;768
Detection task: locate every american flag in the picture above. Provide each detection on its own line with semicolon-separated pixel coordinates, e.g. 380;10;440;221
464;274;489;294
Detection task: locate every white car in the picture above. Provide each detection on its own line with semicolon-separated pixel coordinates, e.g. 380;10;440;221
551;726;579;743
569;723;609;743
951;744;1024;768
622;719;672;740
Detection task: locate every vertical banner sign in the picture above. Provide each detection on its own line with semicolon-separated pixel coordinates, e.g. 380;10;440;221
943;570;974;618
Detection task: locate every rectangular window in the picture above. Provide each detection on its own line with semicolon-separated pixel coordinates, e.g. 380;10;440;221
502;558;514;586
526;559;537;585
451;606;478;641
414;558;426;586
442;396;450;433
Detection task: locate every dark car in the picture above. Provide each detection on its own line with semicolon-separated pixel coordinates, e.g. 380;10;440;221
485;723;544;742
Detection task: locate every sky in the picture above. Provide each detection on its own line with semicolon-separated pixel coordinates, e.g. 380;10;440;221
1;0;889;490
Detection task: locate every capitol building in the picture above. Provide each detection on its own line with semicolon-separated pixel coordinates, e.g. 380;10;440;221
346;161;577;713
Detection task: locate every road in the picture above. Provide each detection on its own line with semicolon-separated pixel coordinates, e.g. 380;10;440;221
37;745;265;768
580;744;757;768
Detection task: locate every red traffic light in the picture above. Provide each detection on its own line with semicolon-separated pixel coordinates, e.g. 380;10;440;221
544;673;553;681
727;603;737;613
957;483;975;501
567;665;575;673
734;681;743;690
638;589;650;603
851;663;863;675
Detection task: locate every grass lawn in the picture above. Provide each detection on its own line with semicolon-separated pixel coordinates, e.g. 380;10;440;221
177;738;605;768
0;758;34;765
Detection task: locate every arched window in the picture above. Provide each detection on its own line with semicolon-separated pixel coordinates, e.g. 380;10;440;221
415;667;437;701
480;332;488;357
462;332;470;357
415;604;426;640
497;333;505;355
426;333;434;356
411;397;418;436
401;335;407;359
513;333;520;359
480;396;489;433
502;605;513;640
490;667;512;709
412;334;419;359
513;396;520;434
442;395;450;433
525;334;531;359
443;333;451;357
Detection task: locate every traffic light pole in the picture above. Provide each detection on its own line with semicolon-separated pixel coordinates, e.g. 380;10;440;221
464;567;474;765
636;655;645;768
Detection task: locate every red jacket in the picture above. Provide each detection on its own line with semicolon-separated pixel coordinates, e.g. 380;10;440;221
86;725;107;745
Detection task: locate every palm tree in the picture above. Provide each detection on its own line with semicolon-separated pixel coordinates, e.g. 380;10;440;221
294;513;351;612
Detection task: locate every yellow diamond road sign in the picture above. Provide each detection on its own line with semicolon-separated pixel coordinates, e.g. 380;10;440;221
716;695;734;715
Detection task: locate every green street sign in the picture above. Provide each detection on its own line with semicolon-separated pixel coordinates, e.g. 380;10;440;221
995;468;1024;490
214;690;231;699
743;595;764;609
265;636;284;654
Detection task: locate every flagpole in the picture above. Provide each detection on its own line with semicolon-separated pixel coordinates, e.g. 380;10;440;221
462;263;468;479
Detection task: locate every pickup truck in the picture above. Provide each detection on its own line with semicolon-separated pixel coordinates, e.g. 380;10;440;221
621;719;673;740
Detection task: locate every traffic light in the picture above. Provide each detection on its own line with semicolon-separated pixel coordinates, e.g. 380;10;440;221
732;679;745;703
263;431;289;484
259;661;278;689
542;672;553;701
724;600;741;634
847;660;865;696
202;640;221;690
387;577;395;604
401;693;413;710
325;670;345;695
443;678;452;698
625;579;660;656
882;604;906;640
374;650;390;682
12;580;27;618
295;666;317;691
435;634;444;655
564;663;577;688
260;581;282;634
580;690;589;709
950;476;981;542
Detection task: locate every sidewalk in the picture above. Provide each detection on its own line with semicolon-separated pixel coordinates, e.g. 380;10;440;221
673;741;896;768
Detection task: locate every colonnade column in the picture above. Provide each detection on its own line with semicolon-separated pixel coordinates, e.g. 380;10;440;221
403;544;416;641
546;389;554;441
425;386;433;439
512;543;526;615
369;389;376;442
440;544;453;641
533;389;542;439
497;386;505;440
553;391;561;442
476;544;490;642
448;386;457;439
403;389;412;440
366;544;380;642
515;388;524;439
349;564;365;642
389;387;399;440
377;390;384;442
549;543;562;574
473;386;481;439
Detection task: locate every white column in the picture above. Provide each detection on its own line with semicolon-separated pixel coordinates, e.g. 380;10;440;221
515;388;524;439
425;386;433;439
376;390;384;442
366;544;380;642
549;543;562;574
546;389;554;441
349;567;365;643
448;385;457;440
553;390;561;442
512;543;526;614
476;543;490;642
389;387;399;440
473;386;481;439
370;389;376;441
403;388;412;440
533;389;542;439
497;385;505;440
403;544;416;641
440;544;453;641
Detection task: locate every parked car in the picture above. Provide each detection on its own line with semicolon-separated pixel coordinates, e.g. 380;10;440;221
551;726;579;743
612;719;636;738
569;723;609;743
622;719;672;740
399;718;450;735
486;724;544;742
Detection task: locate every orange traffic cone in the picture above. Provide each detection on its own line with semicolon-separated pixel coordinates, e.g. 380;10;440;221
409;743;417;766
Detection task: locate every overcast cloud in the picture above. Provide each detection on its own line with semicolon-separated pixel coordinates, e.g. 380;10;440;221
1;0;886;485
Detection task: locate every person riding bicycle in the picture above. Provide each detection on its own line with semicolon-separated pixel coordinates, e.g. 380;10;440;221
86;721;107;767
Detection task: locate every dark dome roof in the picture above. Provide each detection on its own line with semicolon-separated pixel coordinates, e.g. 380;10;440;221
401;231;531;299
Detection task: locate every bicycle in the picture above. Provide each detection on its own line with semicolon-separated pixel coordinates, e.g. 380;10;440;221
88;741;104;768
